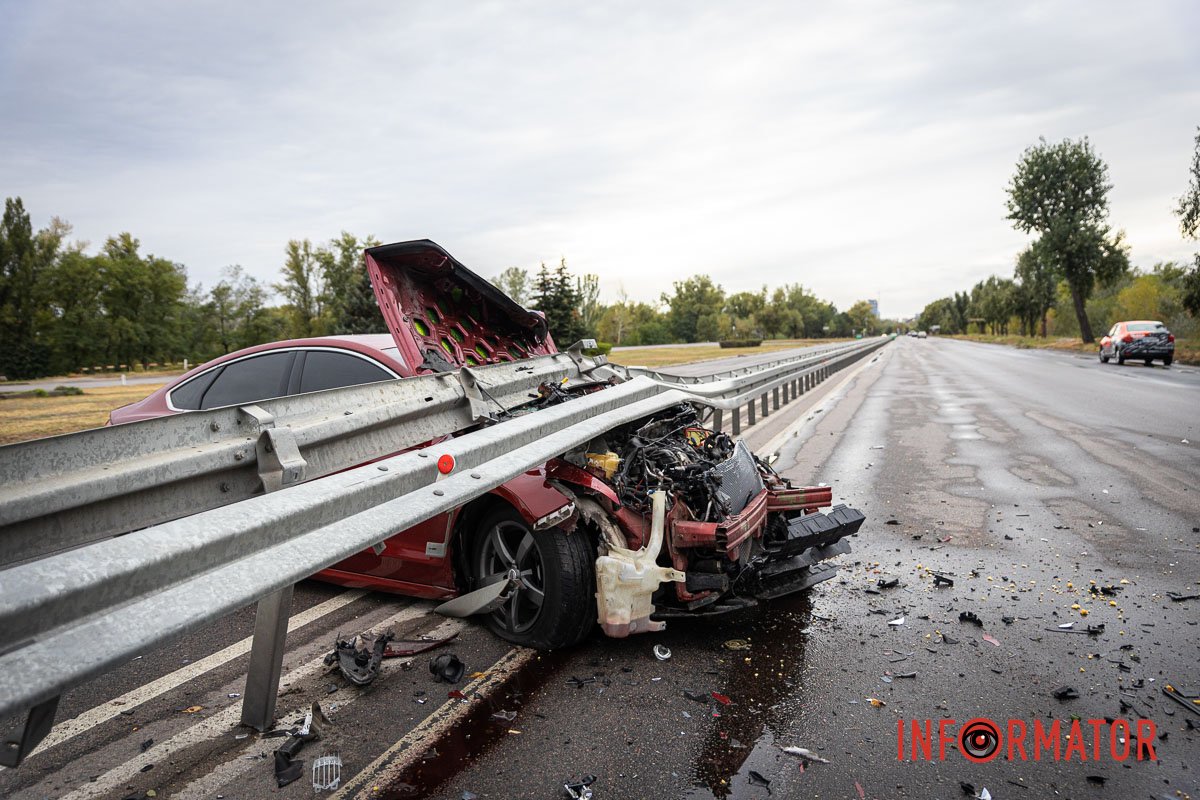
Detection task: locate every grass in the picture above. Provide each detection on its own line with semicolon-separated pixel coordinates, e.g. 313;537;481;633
610;338;852;368
0;383;163;445
948;333;1200;365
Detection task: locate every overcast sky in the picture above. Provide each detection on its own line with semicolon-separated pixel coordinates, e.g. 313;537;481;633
2;1;1197;318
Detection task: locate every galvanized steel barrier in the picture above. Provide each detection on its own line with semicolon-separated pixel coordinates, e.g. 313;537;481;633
0;336;886;766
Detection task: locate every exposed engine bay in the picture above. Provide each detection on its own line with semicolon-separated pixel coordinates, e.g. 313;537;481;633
543;391;865;637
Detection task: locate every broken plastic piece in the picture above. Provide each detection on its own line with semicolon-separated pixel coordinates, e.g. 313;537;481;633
1052;686;1079;700
887;616;905;627
325;631;394;686
958;611;983;627
563;774;596;799
383;633;459;658
311;754;342;791
877;577;899;589
931;572;954;587
723;639;751;650
653;644;672;661
683;690;709;703
780;745;829;763
490;710;517;723
274;750;305;788
430;653;466;684
867;697;886;707
982;633;1000;647
594;491;686;637
712;692;732;706
747;770;771;792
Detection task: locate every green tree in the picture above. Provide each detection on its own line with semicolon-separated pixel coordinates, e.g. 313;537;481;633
95;233;188;368
1174;127;1200;316
845;300;876;335
320;232;384;335
532;259;585;344
1006;137;1129;342
1014;246;1057;336
663;275;725;342
576;273;602;335
491;266;530;306
276;239;325;337
0;198;67;377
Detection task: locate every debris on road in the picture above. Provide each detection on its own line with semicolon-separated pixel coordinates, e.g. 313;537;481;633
563;774;596;799
325;631;394;686
982;633;1000;647
747;769;771;793
723;638;751;650
311;754;342;791
887;615;905;627
877;576;900;589
653;644;672;661
1051;686;1079;700
429;653;466;684
383;633;459;657
958;611;983;627
780;745;829;763
272;702;332;788
931;572;954;587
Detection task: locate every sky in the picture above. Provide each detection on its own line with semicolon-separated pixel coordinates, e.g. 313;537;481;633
1;1;1197;319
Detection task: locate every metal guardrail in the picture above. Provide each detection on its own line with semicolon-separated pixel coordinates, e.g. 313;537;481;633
0;336;886;766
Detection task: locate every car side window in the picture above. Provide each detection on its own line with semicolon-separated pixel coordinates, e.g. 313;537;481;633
299;350;394;393
169;368;221;410
199;352;296;410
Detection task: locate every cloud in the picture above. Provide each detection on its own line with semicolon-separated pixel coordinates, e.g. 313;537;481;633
2;0;1197;317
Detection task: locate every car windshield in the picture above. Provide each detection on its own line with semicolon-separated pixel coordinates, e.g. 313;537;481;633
1127;322;1165;332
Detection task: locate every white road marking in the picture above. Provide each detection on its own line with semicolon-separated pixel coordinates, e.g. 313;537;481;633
57;602;439;800
757;347;887;457
174;616;466;800
21;589;367;761
332;645;535;800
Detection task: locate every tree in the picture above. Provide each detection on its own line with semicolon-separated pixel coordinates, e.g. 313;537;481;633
1014;246;1057;336
575;273;602;335
492;266;530;306
845;300;876;335
276;239;325;337
0;198;66;377
209;266;273;353
1006;137;1129;342
531;259;585;345
1174;127;1200;316
321;232;384;335
663;275;725;342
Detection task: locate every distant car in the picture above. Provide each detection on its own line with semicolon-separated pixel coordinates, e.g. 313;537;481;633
916;331;928;339
1099;320;1174;366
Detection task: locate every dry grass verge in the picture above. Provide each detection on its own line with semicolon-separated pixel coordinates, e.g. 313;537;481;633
0;384;163;445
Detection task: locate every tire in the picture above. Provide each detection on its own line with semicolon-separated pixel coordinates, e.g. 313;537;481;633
1099;348;1109;364
1164;356;1173;367
1117;347;1125;365
468;507;595;649
1144;359;1153;366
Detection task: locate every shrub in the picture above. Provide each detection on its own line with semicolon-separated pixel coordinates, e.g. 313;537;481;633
718;339;763;348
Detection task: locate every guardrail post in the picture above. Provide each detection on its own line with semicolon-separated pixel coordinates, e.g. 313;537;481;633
712;408;724;432
747;400;756;426
760;393;769;418
732;406;741;435
772;387;780;410
240;583;294;730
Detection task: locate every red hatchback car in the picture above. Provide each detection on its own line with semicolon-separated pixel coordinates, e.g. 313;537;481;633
1098;320;1175;366
111;240;861;649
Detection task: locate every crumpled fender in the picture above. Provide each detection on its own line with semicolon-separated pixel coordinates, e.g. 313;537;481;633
487;469;576;529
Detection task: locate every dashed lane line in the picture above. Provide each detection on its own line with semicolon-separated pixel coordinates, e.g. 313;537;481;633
19;589;366;763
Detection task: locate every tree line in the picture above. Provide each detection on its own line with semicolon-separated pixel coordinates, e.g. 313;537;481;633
918;131;1200;341
0;196;385;379
1;193;878;380
495;262;889;348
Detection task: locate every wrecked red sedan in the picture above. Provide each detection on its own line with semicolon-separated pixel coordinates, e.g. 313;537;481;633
111;240;863;649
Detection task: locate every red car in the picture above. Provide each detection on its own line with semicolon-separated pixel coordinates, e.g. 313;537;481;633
111;240;861;649
1098;320;1175;366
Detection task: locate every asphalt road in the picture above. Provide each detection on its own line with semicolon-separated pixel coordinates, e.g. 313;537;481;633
3;337;1197;799
0;373;179;393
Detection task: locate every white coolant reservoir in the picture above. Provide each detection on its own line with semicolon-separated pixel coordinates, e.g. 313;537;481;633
594;491;686;637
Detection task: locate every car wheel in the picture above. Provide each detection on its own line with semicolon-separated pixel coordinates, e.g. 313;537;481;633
470;507;594;649
1099;348;1109;364
1164;356;1173;367
1144;358;1153;366
1116;347;1125;365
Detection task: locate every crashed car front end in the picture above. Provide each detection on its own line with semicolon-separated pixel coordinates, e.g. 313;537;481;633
548;402;864;638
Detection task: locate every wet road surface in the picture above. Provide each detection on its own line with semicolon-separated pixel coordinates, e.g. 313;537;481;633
3;337;1197;799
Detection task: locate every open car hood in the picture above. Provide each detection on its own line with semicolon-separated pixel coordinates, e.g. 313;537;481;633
365;240;556;373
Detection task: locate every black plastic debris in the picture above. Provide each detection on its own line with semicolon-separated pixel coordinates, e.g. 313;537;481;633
563;774;596;799
940;633;959;645
325;631;394;686
958;611;983;627
430;653;466;684
567;676;596;689
931;572;954;588
272;701;332;787
1001;616;1015;625
1167;591;1200;602
877;577;900;589
885;519;900;525
1052;686;1079;700
139;738;153;752
683;690;710;703
747;770;772;793
1086;775;1106;785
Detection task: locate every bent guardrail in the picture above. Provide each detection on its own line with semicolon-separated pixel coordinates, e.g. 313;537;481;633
0;336;887;766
